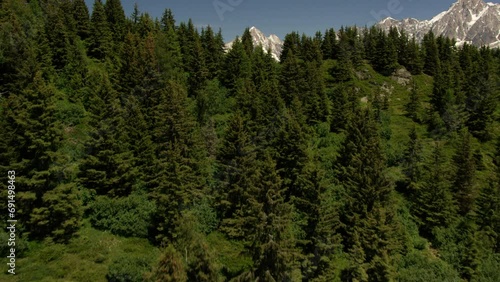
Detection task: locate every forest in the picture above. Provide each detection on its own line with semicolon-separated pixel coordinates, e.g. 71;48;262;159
0;0;500;281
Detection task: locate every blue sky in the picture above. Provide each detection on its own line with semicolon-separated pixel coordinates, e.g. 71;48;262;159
86;0;480;42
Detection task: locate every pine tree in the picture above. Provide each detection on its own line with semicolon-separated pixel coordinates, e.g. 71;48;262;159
405;37;424;74
372;29;398;76
402;127;424;194
406;81;421;122
45;5;71;70
452;129;477;216
328;85;358;132
157;9;183;81
78;71;137;197
464;47;497;141
221;38;252;93
174;212;220;282
322;28;337;60
230;153;296;282
150;81;207;244
216;113;261;238
72;0;91;41
336;107;400;278
241;27;255;56
300;34;323;64
148;245;187;282
422;30;440;76
0;0;50;92
413;143;455;238
279;49;304;106
475;138;500;252
0;72;82;242
329;39;354;83
160;8;176;31
119;31;142;93
201;26;224;80
104;0;126;43
88;0;112;60
280;32;300;62
177;20;207;96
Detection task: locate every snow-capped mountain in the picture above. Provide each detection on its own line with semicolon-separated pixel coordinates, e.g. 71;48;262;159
225;27;283;61
377;0;500;48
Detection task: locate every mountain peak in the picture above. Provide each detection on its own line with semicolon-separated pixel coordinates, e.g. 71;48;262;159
225;27;284;61
377;0;500;47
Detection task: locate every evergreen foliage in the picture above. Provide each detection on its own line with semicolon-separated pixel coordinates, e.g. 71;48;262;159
2;2;500;280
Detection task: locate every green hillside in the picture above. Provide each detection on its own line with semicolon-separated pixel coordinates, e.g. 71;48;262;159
1;0;500;281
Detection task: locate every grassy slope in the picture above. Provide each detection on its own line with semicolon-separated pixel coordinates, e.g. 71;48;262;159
1;221;159;281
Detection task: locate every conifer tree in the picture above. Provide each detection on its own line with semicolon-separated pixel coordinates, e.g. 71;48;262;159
201;26;224;80
406;81;421;122
322;28;338;60
329;36;354;83
279;49;304;106
150;81;207;244
402;127;424;193
216;113;260;238
45;5;71;70
72;0;91;41
328;85;359;133
405;37;424;74
476;138;500;252
422;30;440;76
0;0;50;92
221;38;252;93
160;8;176;31
104;0;126;43
336;107;400;279
119;31;142;93
464;47;497;141
148;245;187;282
229;153;296;281
251;154;295;282
136;12;155;38
241;27;255;57
301;34;323;64
88;0;112;60
0;72;82;242
177;20;208;96
280;32;301;62
78;71;137;197
452;129;477;216
156;18;183;82
373;29;398;75
413;143;455;238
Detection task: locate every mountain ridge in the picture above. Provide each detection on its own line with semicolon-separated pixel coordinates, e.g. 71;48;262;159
377;0;500;47
224;26;284;61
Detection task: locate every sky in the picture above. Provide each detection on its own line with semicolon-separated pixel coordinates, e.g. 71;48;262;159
85;0;484;42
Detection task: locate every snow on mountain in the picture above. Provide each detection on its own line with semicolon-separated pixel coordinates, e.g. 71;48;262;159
225;27;283;61
377;0;500;48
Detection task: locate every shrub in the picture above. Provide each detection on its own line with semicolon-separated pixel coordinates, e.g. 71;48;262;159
396;251;461;282
89;193;156;238
107;255;152;282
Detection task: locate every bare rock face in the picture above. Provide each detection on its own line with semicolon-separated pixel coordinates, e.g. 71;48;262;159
391;67;412;86
225;27;283;61
377;0;500;48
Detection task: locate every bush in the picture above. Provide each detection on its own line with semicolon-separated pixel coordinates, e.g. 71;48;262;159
396;251;461;282
89;193;156;238
107;255;152;282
